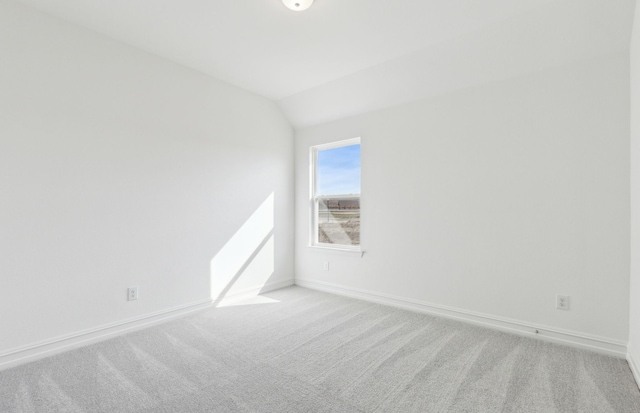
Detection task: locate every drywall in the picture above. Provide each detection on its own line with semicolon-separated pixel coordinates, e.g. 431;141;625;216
0;1;294;357
629;0;640;381
280;0;636;128
295;54;630;351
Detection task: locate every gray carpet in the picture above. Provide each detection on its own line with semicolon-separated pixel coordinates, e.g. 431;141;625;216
1;286;639;412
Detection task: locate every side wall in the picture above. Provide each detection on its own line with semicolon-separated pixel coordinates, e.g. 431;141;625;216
0;1;294;366
295;54;630;356
629;0;640;384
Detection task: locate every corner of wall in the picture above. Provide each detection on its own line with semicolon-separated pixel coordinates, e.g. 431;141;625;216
628;347;640;390
629;0;640;391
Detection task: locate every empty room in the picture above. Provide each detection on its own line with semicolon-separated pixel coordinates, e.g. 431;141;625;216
2;0;640;411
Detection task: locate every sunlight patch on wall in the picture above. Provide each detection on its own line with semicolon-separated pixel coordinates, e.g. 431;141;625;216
210;193;275;303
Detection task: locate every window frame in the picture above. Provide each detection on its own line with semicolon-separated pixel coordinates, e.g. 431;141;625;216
309;137;361;252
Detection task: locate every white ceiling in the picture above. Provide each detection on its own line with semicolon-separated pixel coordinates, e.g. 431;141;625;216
18;0;637;128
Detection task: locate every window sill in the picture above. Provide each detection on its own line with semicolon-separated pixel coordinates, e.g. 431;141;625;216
308;245;365;257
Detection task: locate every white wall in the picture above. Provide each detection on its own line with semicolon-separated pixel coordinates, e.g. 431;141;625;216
629;1;640;379
295;54;630;351
0;1;294;357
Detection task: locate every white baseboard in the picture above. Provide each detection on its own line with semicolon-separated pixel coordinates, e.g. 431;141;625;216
628;349;640;390
216;279;295;305
295;278;627;358
0;278;294;371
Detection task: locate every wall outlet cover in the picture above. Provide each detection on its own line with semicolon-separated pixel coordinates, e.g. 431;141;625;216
128;286;138;301
556;294;569;310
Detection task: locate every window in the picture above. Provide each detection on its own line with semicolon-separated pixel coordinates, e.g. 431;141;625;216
310;138;361;250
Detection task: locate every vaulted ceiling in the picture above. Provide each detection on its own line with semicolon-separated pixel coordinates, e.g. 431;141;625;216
17;0;636;128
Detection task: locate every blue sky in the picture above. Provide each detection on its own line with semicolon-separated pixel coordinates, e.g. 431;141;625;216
317;144;361;195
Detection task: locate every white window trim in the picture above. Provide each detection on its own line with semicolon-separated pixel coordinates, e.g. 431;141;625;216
309;137;362;252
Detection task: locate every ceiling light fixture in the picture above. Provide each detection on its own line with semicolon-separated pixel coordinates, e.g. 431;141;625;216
282;0;314;12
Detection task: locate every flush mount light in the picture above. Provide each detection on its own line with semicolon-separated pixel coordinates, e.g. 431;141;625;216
282;0;314;11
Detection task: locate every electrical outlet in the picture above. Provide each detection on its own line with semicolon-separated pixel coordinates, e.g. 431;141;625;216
128;286;138;301
323;261;329;271
556;294;569;310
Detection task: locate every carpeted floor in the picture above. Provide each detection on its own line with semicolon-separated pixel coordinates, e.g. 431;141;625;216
1;286;640;412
